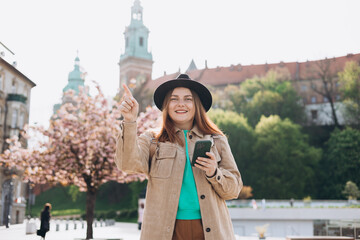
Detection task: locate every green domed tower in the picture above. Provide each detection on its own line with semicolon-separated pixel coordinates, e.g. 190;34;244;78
119;0;153;91
53;56;86;114
63;56;85;94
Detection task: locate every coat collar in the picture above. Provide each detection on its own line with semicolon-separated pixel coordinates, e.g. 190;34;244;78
174;124;204;138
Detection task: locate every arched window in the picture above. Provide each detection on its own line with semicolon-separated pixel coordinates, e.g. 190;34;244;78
139;37;144;47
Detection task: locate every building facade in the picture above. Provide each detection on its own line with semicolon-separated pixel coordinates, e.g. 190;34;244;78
0;44;36;226
146;54;360;126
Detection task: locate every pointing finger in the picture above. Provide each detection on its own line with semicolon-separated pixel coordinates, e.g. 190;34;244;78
122;84;133;97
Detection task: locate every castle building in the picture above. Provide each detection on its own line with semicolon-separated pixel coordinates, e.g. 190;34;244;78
121;0;359;126
146;54;360;126
0;43;36;226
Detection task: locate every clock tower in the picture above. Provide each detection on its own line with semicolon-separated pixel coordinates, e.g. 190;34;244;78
119;0;153;94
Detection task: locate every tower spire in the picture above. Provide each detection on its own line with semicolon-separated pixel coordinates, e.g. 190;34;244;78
131;0;143;23
120;0;152;62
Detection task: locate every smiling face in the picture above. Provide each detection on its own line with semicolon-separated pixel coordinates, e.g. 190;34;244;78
167;87;196;130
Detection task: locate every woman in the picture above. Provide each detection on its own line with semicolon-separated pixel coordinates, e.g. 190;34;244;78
39;203;51;239
116;74;242;240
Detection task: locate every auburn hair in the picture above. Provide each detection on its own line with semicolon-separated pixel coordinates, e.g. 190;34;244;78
156;88;223;146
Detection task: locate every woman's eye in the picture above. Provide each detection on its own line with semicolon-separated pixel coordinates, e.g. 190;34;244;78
185;98;193;101
170;98;178;101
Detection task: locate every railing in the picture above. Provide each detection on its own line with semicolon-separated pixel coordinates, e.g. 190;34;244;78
226;199;360;208
6;93;27;104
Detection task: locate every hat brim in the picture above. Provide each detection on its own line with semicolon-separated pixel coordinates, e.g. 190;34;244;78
154;79;212;112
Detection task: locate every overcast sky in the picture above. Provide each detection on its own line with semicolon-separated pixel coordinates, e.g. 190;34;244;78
1;0;359;128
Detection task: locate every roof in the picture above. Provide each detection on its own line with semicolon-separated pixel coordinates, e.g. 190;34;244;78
148;53;360;91
186;59;198;73
0;57;36;87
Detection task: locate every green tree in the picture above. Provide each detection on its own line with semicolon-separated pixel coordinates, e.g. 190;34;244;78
225;70;305;127
250;115;321;198
338;61;360;126
317;128;360;199
342;181;360;200
208;109;255;185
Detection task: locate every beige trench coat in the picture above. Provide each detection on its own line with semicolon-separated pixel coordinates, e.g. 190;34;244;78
115;122;243;240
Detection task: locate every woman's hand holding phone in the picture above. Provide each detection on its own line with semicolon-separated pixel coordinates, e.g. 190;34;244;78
194;152;217;177
192;140;217;177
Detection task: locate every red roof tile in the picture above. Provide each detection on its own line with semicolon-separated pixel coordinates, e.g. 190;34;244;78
149;53;360;90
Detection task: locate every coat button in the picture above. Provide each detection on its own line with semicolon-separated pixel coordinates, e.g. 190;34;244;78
200;195;205;199
217;176;221;180
189;135;193;139
206;228;211;232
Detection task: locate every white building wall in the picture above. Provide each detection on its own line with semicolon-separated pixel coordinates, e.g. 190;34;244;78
233;219;313;237
305;102;345;125
229;208;360;237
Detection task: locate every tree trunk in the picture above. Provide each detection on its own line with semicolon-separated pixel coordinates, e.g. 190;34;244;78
329;99;340;128
86;188;97;240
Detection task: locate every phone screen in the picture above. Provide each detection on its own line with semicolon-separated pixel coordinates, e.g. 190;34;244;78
191;140;212;167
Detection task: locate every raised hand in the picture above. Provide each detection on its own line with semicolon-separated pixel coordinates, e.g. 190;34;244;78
119;84;139;122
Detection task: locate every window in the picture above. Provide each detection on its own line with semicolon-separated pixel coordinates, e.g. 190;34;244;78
311;83;317;90
11;80;17;93
336;94;341;101
311;110;318;120
0;73;3;90
23;86;28;97
139;37;143;47
323;82;328;89
19;112;25;129
301;85;307;91
11;109;18;128
311;96;317;104
303;98;307;104
324;97;329;102
126;37;129;48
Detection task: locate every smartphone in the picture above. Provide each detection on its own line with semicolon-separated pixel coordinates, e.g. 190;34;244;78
191;140;212;167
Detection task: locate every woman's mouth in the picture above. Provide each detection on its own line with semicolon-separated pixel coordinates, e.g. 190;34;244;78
175;110;188;114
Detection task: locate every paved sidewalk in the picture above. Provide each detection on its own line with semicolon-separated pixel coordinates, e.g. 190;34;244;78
0;220;285;240
0;221;141;240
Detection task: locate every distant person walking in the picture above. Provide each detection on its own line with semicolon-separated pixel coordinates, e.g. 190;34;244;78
37;203;51;239
116;74;243;240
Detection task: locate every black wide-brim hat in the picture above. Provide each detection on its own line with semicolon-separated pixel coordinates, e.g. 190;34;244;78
154;74;212;112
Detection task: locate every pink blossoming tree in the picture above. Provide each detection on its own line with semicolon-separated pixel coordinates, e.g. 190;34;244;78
0;85;162;239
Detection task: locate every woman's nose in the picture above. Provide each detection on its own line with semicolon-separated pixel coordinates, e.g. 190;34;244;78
177;99;185;105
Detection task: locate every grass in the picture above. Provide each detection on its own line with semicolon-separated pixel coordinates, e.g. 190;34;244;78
29;181;146;221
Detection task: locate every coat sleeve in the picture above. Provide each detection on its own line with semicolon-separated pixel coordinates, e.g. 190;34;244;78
115;121;153;176
206;135;243;200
